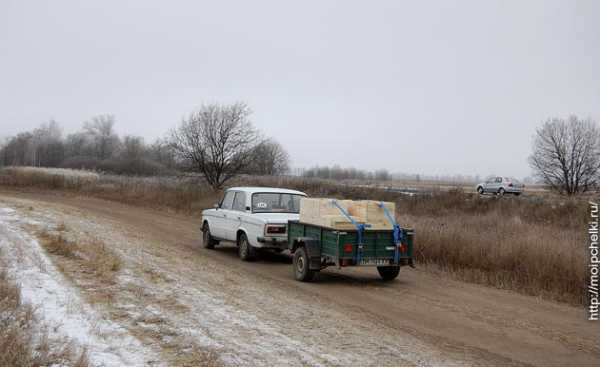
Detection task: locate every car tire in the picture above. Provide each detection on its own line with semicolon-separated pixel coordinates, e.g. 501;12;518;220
377;266;400;281
477;186;484;195
202;223;217;249
498;188;505;196
238;232;256;261
293;247;315;282
514;192;521;196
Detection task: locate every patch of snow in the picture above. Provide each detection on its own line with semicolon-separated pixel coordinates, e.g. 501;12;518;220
0;207;163;367
0;207;15;214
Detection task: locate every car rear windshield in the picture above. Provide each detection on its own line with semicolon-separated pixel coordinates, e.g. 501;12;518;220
251;193;304;213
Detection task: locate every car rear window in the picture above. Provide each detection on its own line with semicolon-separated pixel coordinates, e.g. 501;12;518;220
252;193;303;213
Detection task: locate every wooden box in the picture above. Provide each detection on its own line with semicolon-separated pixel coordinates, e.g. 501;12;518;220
299;198;395;230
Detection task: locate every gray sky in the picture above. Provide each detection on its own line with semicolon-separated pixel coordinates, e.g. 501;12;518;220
1;0;599;179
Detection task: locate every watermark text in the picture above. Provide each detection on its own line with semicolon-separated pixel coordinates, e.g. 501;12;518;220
589;201;599;321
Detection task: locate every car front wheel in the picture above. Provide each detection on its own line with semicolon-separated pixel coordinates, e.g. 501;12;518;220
202;223;217;249
498;188;505;196
477;186;484;195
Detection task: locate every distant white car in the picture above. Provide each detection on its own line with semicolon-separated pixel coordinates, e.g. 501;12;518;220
201;187;308;261
476;177;524;196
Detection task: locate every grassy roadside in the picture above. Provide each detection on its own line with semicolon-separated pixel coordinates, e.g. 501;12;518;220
0;167;591;305
0;263;89;367
29;213;221;367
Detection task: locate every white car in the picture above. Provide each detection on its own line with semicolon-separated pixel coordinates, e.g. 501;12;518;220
476;177;525;196
201;187;308;260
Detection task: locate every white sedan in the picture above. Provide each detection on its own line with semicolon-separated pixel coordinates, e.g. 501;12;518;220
201;187;308;261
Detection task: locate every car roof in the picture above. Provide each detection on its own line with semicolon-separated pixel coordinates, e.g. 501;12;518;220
226;186;307;196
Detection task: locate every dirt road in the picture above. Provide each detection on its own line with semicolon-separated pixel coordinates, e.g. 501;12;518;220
1;189;597;367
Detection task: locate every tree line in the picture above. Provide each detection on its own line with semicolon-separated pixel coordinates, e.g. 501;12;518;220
1;106;598;195
0;102;289;189
301;166;391;181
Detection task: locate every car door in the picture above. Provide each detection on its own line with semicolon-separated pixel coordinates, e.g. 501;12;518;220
212;190;235;239
483;177;495;192
224;191;247;241
489;177;501;192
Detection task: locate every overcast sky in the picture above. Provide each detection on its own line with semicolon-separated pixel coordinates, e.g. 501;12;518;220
1;0;599;179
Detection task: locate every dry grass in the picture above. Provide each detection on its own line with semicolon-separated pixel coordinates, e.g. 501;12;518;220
0;268;89;367
37;227;121;281
38;231;77;258
410;211;586;304
1;167;591;305
84;239;122;276
0;166;216;213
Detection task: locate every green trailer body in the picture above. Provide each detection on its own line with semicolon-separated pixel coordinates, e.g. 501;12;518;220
287;220;414;281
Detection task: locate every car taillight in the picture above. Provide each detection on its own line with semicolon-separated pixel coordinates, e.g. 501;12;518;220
508;183;513;187
343;244;353;253
398;243;407;253
265;225;286;234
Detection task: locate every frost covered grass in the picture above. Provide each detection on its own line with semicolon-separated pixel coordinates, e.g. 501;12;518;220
0;268;90;367
0;166;215;213
0;166;99;189
0;206;160;366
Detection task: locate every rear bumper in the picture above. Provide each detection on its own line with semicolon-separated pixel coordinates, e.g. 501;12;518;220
256;236;288;249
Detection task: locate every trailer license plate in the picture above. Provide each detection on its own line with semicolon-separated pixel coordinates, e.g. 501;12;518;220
360;259;390;266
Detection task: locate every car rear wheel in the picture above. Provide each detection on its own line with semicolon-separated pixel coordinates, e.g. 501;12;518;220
238;233;256;261
498;188;505;196
202;223;217;249
293;247;315;282
377;266;400;281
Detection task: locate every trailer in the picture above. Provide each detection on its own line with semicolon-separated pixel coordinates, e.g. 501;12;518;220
287;200;414;281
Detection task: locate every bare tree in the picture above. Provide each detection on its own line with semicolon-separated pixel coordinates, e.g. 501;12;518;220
170;102;260;189
64;132;92;158
148;138;177;169
529;116;600;194
121;135;145;160
247;138;290;175
30;120;64;167
83;114;120;159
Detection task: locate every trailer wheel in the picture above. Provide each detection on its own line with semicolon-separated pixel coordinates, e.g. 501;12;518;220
202;223;217;249
377;266;400;281
238;233;256;261
293;247;315;282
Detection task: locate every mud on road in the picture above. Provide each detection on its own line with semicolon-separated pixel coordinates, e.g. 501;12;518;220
0;189;598;367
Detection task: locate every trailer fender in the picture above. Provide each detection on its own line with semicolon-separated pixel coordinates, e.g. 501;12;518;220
292;237;321;270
